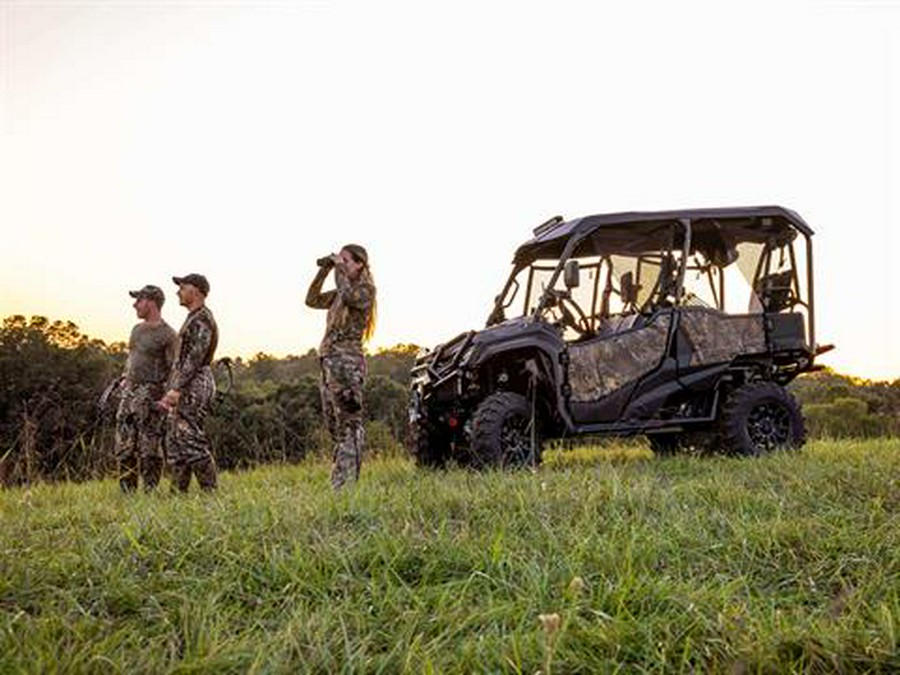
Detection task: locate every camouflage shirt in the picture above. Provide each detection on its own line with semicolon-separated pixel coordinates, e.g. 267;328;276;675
306;267;375;356
124;321;177;386
171;305;219;391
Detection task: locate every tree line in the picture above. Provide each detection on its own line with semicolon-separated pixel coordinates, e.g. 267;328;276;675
0;315;416;484
1;314;897;484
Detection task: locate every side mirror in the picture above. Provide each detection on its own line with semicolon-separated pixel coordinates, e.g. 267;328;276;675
564;259;580;289
620;271;638;305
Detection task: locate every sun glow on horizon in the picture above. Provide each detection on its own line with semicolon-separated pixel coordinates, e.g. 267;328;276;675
1;1;898;381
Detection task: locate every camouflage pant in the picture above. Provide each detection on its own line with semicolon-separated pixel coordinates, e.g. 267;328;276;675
320;353;366;490
167;367;218;491
115;382;166;491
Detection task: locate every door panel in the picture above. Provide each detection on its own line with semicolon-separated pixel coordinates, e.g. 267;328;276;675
567;313;672;421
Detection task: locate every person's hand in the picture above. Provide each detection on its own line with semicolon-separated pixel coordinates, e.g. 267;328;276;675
158;389;180;411
331;253;348;278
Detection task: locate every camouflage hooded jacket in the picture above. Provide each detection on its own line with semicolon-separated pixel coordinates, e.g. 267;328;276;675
306;267;375;357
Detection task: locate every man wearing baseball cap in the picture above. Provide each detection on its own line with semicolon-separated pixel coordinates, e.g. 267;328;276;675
115;284;177;492
160;273;220;492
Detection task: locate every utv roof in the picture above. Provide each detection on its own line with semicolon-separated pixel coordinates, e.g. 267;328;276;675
515;205;813;264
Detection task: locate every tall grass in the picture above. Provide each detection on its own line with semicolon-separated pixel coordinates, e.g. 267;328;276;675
2;439;900;673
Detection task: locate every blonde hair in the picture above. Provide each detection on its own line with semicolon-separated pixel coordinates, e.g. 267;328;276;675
341;244;377;344
359;265;377;343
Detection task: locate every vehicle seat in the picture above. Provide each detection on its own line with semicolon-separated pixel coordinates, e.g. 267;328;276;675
753;270;796;313
600;313;641;335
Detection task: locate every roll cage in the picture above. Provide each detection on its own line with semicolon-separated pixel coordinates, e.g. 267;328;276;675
489;206;817;351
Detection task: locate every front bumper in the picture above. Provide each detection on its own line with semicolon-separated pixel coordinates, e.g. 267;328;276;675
409;331;478;425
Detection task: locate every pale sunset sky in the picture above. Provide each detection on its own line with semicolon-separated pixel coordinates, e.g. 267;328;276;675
1;0;899;380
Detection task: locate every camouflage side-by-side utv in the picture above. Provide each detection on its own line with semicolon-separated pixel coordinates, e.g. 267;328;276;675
408;206;833;468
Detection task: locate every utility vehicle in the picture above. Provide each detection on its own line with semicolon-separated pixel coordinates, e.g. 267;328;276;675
409;207;832;467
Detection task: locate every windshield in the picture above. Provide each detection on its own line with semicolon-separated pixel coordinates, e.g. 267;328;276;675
493;252;672;340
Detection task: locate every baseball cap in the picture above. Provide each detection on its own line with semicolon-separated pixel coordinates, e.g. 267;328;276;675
172;273;210;296
129;284;165;307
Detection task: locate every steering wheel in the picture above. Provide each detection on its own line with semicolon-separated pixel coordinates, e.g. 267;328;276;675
547;290;591;336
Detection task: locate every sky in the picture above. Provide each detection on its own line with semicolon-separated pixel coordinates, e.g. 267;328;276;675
1;0;899;380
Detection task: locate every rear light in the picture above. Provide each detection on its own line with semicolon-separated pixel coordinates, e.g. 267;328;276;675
447;415;459;429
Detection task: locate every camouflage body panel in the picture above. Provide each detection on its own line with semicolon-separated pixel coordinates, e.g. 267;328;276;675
320;353;366;489
306;268;375;357
167;366;216;467
124;321;177;386
568;314;672;402
171;306;218;391
678;309;766;367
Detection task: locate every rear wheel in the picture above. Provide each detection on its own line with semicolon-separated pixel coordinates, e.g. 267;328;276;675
471;392;541;469
719;381;806;456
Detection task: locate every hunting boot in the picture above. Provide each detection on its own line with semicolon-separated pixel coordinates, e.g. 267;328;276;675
170;462;192;493
119;456;139;493
141;457;163;491
193;456;218;492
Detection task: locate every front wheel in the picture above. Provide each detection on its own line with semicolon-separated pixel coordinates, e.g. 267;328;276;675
719;381;806;456
470;392;541;469
409;420;450;469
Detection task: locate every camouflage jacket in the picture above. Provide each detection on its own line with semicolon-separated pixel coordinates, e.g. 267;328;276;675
124;320;177;387
306;267;375;356
171;305;218;391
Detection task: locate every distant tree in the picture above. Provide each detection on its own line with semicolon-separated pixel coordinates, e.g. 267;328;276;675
364;375;409;441
0;316;122;483
804;397;891;438
367;344;420;386
6;313;893;486
791;369;900;438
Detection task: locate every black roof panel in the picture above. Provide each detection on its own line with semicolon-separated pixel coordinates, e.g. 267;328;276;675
514;205;812;263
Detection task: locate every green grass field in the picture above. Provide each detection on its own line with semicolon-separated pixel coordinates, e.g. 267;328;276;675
2;439;900;673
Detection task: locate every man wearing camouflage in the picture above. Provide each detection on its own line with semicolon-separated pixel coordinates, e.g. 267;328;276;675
159;273;219;492
306;244;377;490
115;284;177;492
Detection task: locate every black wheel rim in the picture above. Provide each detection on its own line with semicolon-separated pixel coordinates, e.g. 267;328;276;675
500;414;533;466
746;401;792;453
